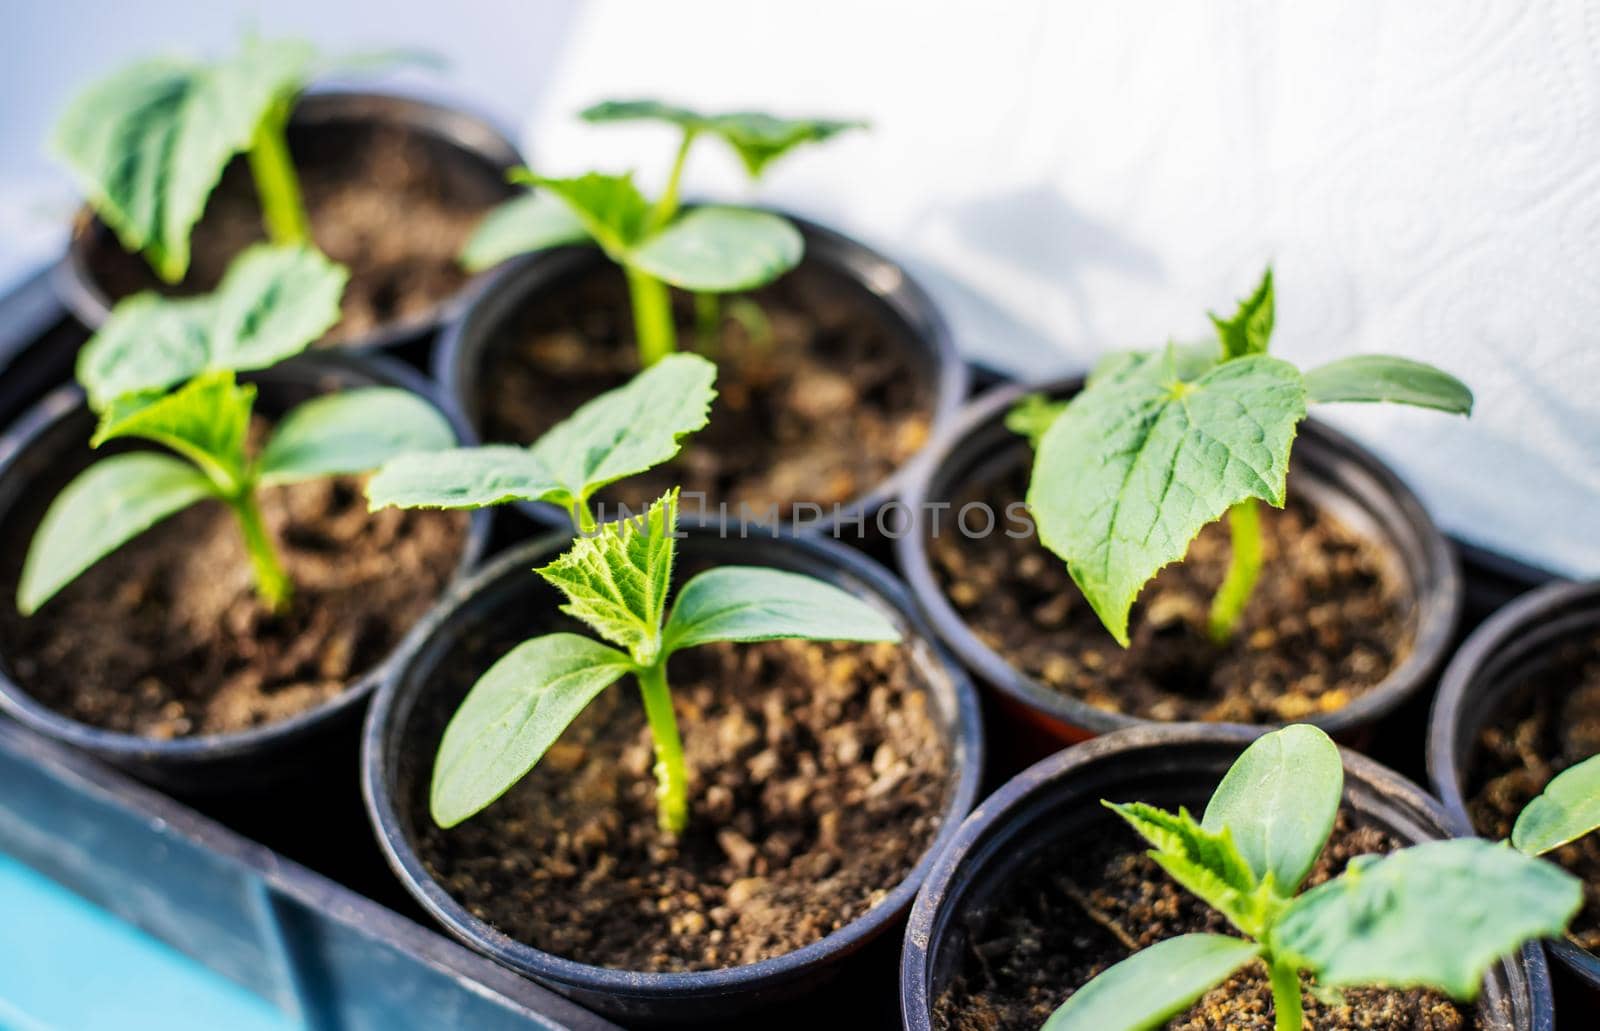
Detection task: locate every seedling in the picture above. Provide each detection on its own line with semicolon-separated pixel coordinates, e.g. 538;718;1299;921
1045;725;1595;1031
425;488;901;835
367;351;717;533
460;100;862;365
53;33;423;282
1018;267;1474;646
18;244;455;615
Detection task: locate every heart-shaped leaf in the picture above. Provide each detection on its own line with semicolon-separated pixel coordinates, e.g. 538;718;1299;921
430;633;634;827
1275;838;1582;1000
629;207;803;293
1029;350;1307;645
93;371;256;494
662;566;900;655
1304;355;1474;414
17;452;218;615
366;353;715;516
1107;801;1271;938
1513;753;1600;856
1210;268;1275;359
77;243;346;408
538;490;679;663
1202;724;1344;895
52;38;315;282
257;388;456;485
1042;933;1262;1031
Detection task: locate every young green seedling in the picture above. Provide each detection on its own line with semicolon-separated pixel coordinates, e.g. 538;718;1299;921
366;352;717;533
1043;725;1590;1031
460;100;859;365
427;488;901;835
53;33;426;282
18;245;455;616
1017;267;1475;647
581;99;866;349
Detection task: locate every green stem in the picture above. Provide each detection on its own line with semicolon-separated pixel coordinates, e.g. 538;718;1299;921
1208;498;1262;643
248;95;311;246
1266;955;1304;1031
625;267;677;366
636;662;688;835
693;291;722;355
228;490;292;614
570;499;598;535
648;129;697;230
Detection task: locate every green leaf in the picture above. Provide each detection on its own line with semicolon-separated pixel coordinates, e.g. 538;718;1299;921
580;100;866;177
1275;839;1582;1000
76;243;346;408
51;37;315;282
257;388;456;485
365;353;716;513
629;207;803;292
93;371;255;494
524;353;716;508
1028;352;1308;645
1210;267;1275;359
1513;753;1600;856
430;633;633;827
1005;393;1068;448
1202;724;1344;895
1107;801;1270;937
1089;342;1220;388
460;191;590;272
1042;934;1262;1031
537;490;678;663
365;446;561;511
519;171;651;256
1303;355;1474;414
17;452;217;615
662;567;901;655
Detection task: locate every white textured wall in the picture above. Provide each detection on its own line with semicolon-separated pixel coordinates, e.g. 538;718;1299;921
6;1;1598;575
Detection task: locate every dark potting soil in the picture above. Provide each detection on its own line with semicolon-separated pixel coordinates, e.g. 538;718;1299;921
476;262;933;521
416;636;949;971
0;474;467;737
932;812;1481;1031
931;469;1413;723
83;120;505;344
1466;632;1600;951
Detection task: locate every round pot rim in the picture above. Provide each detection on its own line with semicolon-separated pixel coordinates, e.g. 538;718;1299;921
1426;577;1599;982
361;528;986;998
430;208;971;537
894;373;1464;736
902;720;1552;1029
0;352;492;765
54;88;524;352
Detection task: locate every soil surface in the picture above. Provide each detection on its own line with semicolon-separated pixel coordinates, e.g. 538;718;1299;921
84;119;507;345
476;261;933;521
931;467;1413;722
0;469;468;737
1467;632;1600;950
933;812;1482;1031
415;627;949;971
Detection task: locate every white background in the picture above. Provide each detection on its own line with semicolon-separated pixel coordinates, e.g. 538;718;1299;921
4;1;1597;575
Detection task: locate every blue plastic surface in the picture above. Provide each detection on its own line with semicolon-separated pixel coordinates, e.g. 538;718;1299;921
0;851;293;1031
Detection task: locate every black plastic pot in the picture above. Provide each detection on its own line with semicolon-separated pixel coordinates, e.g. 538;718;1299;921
433;212;969;535
1428;580;1600;992
54;90;522;352
902;722;1554;1030
895;376;1463;747
363;530;985;1025
0;353;492;793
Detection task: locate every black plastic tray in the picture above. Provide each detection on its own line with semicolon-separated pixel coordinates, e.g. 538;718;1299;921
0;263;1566;1029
